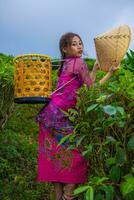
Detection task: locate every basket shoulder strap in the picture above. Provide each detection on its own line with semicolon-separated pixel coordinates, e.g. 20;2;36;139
52;58;78;95
51;76;77;95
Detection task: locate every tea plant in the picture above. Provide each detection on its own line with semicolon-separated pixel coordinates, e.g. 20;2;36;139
0;53;134;200
72;66;134;200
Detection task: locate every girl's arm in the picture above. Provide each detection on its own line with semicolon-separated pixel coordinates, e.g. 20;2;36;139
73;58;118;87
88;60;119;86
90;61;99;83
99;66;119;84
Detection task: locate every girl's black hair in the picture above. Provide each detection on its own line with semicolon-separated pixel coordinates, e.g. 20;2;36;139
58;32;83;76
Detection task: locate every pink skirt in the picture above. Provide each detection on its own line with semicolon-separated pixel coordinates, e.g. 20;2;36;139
37;124;88;183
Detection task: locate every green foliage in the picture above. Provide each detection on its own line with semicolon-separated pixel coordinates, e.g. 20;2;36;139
74;176;114;200
120;174;134;200
122;49;134;72
84;58;95;70
0;53;14;84
70;61;134;199
0;54;15;129
1;53;134;200
127;135;134;151
0;104;52;200
0;54;58;199
51;68;58;90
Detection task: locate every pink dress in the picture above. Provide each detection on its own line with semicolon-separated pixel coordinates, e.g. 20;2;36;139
36;57;92;183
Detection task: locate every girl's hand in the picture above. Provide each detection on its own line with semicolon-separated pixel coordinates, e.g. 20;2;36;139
92;60;100;72
90;60;100;83
108;64;120;74
99;64;120;85
108;60;120;74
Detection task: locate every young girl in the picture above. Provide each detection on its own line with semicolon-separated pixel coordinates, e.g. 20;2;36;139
36;32;117;200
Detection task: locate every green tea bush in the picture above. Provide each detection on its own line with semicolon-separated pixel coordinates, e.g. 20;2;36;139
0;53;14;129
0;54;56;199
0;104;53;200
71;65;134;199
122;49;134;72
0;52;134;200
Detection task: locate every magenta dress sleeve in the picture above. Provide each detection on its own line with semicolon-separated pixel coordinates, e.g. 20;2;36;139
73;58;93;87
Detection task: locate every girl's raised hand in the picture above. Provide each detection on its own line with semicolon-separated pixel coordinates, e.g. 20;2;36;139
99;63;120;85
108;64;120;74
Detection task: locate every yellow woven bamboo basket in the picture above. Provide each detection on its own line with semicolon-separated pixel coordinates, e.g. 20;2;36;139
94;24;131;71
14;54;52;103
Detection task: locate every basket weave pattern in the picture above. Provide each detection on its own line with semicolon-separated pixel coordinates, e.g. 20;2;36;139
14;54;52;98
94;25;131;71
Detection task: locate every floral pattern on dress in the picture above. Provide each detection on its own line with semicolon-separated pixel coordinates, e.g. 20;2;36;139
36;57;92;181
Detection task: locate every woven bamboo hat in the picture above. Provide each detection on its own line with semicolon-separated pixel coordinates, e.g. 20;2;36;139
94;24;131;71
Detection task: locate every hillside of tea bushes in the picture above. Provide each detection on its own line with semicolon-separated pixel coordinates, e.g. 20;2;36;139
0;52;134;200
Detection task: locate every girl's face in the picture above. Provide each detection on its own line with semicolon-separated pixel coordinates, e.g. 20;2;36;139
64;36;83;57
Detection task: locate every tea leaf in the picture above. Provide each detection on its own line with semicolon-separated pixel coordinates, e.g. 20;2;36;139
116;106;125;115
76;135;86;147
103;105;117;116
74;185;90;195
116;148;127;165
127;135;134;151
105;136;116;145
87;104;98;112
109;165;121;182
99;185;114;200
106;157;116;167
82;144;93;159
57;134;71;146
85;186;94;200
95;193;104;200
120;176;134;197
